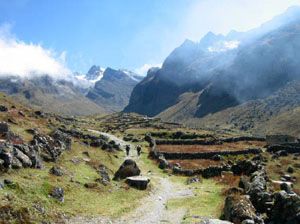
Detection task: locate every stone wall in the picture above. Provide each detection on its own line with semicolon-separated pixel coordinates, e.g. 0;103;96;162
267;144;300;153
147;136;263;178
155;136;265;145
161;148;262;160
266;134;297;146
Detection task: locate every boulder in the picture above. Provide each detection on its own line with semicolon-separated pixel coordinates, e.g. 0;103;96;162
158;155;170;169
287;166;294;173
12;147;32;168
50;130;72;151
113;159;141;181
0;122;10;135
50;166;63;176
224;195;259;224
0;105;8;112
231;160;262;176
269;190;300;224
126;176;150;190
187;176;202;185
212;154;223;161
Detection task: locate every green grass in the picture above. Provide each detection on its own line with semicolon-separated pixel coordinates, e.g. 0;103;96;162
166;179;225;223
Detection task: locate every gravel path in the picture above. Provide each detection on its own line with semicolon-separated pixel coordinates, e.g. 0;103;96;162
114;177;194;224
66;131;195;224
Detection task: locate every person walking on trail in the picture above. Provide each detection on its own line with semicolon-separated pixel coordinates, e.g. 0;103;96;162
137;145;142;156
125;145;130;156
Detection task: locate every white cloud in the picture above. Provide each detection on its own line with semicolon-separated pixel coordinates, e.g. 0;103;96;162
0;23;70;78
134;63;162;76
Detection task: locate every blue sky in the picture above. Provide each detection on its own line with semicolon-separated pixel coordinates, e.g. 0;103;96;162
1;0;300;75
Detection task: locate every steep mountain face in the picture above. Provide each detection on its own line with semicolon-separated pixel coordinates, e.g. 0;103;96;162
0;75;106;116
87;68;143;112
124;6;300;131
85;65;104;80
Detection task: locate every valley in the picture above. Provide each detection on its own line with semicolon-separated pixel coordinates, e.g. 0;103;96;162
1;3;300;224
0;93;299;223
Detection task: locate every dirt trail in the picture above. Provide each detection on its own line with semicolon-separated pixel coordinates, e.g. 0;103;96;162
67;131;195;224
114;176;194;224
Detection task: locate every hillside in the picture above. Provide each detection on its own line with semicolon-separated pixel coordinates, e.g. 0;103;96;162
0;75;106;116
125;6;300;135
158;81;300;136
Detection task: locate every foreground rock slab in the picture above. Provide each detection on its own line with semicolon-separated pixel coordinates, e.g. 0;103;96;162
126;176;150;190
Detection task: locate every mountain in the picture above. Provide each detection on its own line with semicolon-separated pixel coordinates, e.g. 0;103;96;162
124;6;300;134
0;75;106;116
87;68;143;112
85;65;104;80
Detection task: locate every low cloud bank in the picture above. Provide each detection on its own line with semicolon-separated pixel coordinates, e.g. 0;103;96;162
0;23;70;78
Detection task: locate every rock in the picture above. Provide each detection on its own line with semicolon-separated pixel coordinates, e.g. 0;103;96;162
90;140;104;147
84;183;98;189
0;105;8;112
50;130;72;151
200;219;233;224
224;195;258;223
50;166;63;176
212;154;223;161
26;129;38;135
126;176;150;190
287;166;294;173
0;144;13;168
4;179;12;185
187;176;202;185
0;122;10;135
269;190;300;224
12;147;32;168
113;159;141;181
243;171;271;213
280;182;293;193
49;187;64;202
18;111;25;117
11;156;22;169
0;179;4;189
279;150;288;157
241;220;255;224
281;174;292;181
158;155;170;169
231;160;262;176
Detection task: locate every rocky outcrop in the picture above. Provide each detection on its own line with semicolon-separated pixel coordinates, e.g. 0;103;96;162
0;142;44;170
113;159;141;181
224;195;261;224
268;190;300;224
32;132;71;162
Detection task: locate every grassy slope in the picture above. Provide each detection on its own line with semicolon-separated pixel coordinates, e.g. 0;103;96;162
12;89;106;117
0;93;227;223
157;81;300;136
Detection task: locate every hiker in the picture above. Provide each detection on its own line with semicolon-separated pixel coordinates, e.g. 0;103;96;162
125;145;130;156
137;145;142;156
